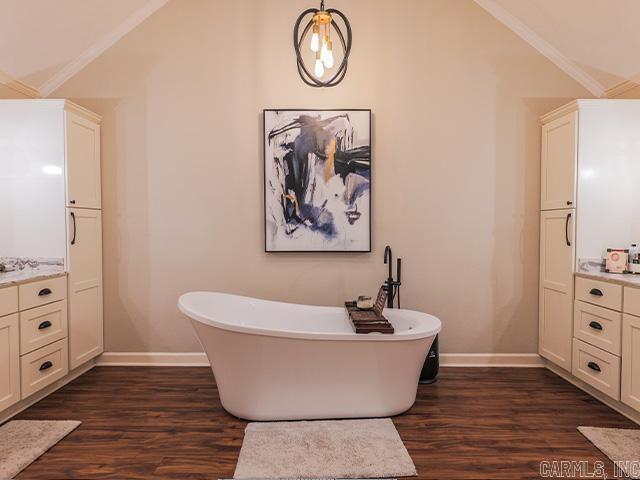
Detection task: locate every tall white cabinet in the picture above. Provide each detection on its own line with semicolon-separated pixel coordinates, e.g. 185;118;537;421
0;100;103;416
539;109;577;371
64;102;104;369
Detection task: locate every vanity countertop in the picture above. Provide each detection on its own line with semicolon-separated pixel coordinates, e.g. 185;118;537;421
0;258;66;287
576;259;640;288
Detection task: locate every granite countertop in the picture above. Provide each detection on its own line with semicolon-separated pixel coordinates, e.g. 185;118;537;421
0;258;66;287
576;258;640;288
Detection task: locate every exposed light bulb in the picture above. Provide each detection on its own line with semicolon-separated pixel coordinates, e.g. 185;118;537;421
310;24;320;52
320;35;329;64
314;52;325;78
324;40;334;68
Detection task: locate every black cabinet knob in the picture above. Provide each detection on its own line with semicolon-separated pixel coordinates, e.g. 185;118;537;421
69;200;76;204
588;321;603;331
587;361;601;372
567;201;573;205
589;288;604;297
38;288;52;297
39;361;53;371
38;321;52;330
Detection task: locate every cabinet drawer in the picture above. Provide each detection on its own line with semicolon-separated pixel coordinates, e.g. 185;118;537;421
572;338;621;400
20;338;68;398
624;286;640;317
18;276;66;311
575;277;622;311
0;286;18;317
20;300;68;355
574;301;622;355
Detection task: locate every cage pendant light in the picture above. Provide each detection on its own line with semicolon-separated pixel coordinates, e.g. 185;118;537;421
293;0;352;87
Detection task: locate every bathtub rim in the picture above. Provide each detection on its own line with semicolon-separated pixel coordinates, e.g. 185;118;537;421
179;291;441;342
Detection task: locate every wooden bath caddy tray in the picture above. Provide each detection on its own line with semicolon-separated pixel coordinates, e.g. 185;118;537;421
345;287;394;334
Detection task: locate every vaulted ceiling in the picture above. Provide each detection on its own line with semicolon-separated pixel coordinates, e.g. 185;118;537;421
0;0;637;98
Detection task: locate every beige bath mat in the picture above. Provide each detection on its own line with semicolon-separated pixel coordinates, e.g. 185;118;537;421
578;426;640;479
0;420;81;479
233;417;416;479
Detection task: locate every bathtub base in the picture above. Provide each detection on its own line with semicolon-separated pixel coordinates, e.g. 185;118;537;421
192;320;434;421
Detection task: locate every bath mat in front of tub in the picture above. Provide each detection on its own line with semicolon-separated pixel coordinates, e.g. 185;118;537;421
233;417;416;479
0;419;81;479
578;426;640;479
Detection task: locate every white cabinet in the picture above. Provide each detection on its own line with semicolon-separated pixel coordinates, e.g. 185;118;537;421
65;111;101;209
622;314;640;411
540;111;577;211
68;208;103;369
539;209;575;370
0;314;20;411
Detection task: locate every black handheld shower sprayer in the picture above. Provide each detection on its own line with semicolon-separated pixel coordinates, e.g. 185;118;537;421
383;245;402;308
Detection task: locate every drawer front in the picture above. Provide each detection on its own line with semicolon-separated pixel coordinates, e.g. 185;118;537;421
574;301;622;355
18;276;66;311
20;338;69;398
20;300;68;355
624;286;640;317
572;338;621;400
0;286;18;317
575;277;622;311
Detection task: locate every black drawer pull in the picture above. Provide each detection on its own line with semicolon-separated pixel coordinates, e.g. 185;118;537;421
39;361;53;371
38;321;52;330
589;288;603;297
38;288;52;296
587;361;601;372
588;321;603;331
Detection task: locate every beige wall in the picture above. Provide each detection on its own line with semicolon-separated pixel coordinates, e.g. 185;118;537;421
52;0;589;354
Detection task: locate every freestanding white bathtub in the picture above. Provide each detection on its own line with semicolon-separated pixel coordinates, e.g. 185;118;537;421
178;292;441;421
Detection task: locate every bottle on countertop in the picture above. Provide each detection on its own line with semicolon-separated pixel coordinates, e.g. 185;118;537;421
629;244;640;274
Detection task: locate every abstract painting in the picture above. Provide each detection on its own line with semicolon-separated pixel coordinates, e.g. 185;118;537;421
264;109;371;252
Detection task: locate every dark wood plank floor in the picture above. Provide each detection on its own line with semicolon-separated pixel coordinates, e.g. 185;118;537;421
12;366;637;479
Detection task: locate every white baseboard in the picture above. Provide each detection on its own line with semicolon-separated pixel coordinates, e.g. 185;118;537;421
96;351;544;368
440;353;544;367
96;352;210;367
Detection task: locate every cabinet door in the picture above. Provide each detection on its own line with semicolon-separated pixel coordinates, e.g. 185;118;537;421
622;314;640;411
68;208;103;370
65;112;101;209
0;314;21;411
539;209;575;370
541;112;577;210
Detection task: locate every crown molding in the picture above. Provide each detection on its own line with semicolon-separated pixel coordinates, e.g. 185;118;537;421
38;0;169;97
539;100;578;124
473;0;606;98
604;80;639;98
0;70;41;98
